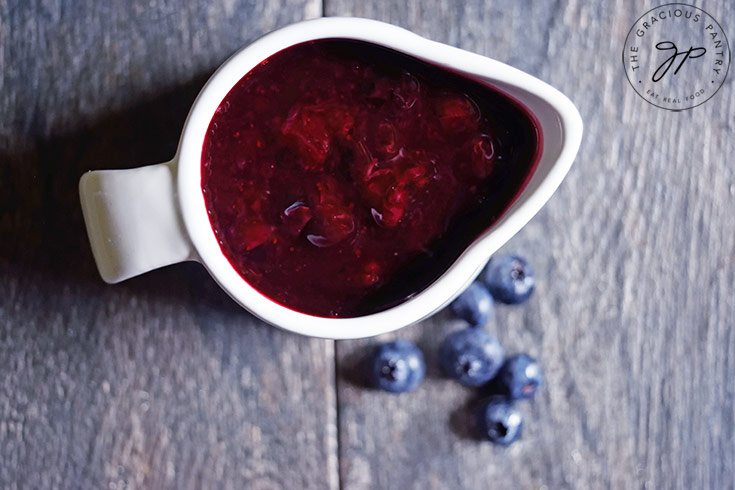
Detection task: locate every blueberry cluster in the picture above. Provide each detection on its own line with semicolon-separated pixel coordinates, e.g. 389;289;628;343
367;255;541;445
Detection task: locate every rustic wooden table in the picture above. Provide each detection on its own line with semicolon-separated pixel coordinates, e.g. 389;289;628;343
2;1;734;489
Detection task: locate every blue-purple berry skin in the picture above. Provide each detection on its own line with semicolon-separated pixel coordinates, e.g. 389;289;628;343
477;397;523;445
482;255;535;304
439;328;505;386
497;354;543;400
450;282;494;327
370;340;426;393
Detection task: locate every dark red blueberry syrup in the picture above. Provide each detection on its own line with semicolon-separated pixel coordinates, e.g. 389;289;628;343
202;40;541;318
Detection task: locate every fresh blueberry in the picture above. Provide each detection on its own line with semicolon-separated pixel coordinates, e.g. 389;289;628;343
450;282;494;327
482;255;535;304
497;354;543;400
477;397;523;445
370;340;425;393
439;328;504;386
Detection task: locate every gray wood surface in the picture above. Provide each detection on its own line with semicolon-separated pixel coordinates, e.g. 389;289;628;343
2;0;735;489
0;2;339;490
325;1;735;489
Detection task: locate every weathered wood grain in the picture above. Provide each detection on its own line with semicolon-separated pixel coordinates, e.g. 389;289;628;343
0;1;339;490
326;1;735;489
4;1;735;489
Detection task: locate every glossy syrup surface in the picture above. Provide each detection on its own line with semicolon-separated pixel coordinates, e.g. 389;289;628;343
202;40;541;317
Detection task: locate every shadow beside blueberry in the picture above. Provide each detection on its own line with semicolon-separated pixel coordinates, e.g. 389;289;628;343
449;396;489;442
338;346;376;389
